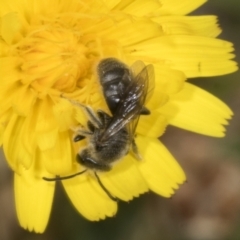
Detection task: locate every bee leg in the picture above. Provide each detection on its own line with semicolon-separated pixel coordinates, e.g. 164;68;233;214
97;110;111;126
94;172;118;202
132;139;142;160
87;120;95;132
60;96;103;128
76;152;118;202
73;129;92;142
140;107;150;115
80;105;103;129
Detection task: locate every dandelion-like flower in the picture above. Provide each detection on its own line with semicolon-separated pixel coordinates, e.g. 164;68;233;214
0;0;238;233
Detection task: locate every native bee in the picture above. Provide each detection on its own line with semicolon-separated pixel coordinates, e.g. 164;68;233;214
73;58;154;170
44;58;154;200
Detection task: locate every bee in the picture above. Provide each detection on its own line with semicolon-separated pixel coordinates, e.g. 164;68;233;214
73;58;154;170
43;58;154;201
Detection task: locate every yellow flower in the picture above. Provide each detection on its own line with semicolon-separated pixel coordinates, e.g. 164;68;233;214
0;0;237;233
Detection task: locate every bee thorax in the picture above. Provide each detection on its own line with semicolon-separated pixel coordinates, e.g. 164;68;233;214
93;129;130;163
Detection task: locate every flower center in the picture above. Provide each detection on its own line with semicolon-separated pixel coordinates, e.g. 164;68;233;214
12;14;124;108
17;25;97;96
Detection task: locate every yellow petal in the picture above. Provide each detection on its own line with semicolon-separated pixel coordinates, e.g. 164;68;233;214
114;0;161;17
0;0;33;16
156;0;206;15
34;98;59;150
0;83;19;113
74;106;88;126
37;128;59;151
14;160;55;233
42;131;73;175
21;112;37;158
152;16;221;37
103;0;121;10
125;36;238;77
0;57;21;85
153;64;186;95
114;0;206;16
34;97;57;132
159;82;233;137
136;136;186;197
137;110;167;138
12;86;37;116
62;173;117;221
0;108;12;126
53;99;77;131
99;17;161;47
3;113;33;171
99;155;148;201
1;12;21;44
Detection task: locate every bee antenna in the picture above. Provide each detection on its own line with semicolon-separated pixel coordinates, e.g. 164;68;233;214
94;172;118;202
43;169;87;181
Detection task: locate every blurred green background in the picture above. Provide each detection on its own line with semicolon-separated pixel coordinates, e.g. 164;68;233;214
0;1;239;239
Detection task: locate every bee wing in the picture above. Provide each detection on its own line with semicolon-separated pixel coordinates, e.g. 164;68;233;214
127;64;155;140
101;63;155;140
130;60;145;77
131;61;155;104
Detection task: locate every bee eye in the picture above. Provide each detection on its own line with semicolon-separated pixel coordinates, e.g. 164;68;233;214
74;135;85;142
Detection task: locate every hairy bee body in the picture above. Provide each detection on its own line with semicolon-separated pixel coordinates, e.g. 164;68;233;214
74;58;154;172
